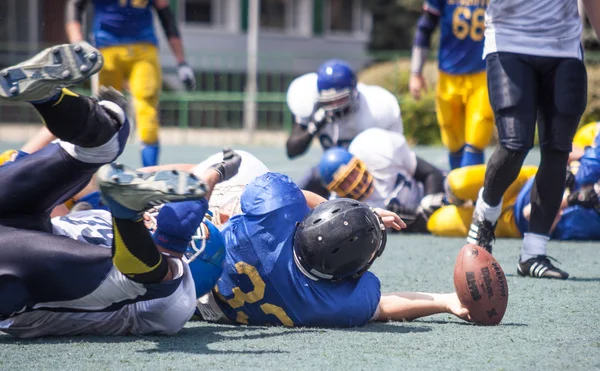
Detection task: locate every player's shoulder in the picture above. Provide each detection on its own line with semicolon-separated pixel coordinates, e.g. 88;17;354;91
350;128;407;153
240;172;308;216
287;73;319;118
358;83;400;116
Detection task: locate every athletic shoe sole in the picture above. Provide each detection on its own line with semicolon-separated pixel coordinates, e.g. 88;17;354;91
97;163;208;213
0;42;103;101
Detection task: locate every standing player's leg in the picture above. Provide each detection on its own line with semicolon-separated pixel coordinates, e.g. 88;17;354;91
463;71;494;168
517;57;587;279
436;72;466;170
0;42;128;232
129;44;162;167
467;52;538;252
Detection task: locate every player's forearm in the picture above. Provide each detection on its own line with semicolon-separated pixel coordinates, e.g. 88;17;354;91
375;292;451;322
286;126;314;158
583;0;600;39
167;37;187;65
20;127;57;154
65;0;88;42
65;22;85;43
411;11;439;75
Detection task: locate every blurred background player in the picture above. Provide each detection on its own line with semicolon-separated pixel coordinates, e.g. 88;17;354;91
65;0;197;167
317;128;446;233
285;59;403;198
409;0;494;170
466;0;600;280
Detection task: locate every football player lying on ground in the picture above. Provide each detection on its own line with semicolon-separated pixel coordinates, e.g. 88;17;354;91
429;139;600;246
317;127;446;233
0;42;239;338
194;172;472;327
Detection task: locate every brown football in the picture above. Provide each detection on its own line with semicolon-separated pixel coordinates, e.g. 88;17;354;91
453;243;508;325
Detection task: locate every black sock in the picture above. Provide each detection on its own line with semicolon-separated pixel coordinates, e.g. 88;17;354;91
482;146;528;206
32;89;120;148
529;149;569;235
112;217;169;284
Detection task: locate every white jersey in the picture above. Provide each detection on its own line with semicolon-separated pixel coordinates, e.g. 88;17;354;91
348;128;423;209
192;150;269;226
287;73;403;148
483;0;583;60
0;210;197;338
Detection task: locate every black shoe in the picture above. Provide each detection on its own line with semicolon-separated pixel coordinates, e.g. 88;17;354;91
466;212;496;253
517;255;569;280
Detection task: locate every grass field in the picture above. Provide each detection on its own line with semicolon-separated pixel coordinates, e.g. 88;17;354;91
0;141;598;371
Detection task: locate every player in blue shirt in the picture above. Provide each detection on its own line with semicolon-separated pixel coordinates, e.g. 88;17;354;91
196;172;472;327
409;0;494;169
65;0;196;167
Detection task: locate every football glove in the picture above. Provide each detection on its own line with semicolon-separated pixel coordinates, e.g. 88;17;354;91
209;148;242;182
306;107;332;135
566;183;600;212
178;62;196;91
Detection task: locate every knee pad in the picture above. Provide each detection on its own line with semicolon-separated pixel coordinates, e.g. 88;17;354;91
553;59;587;118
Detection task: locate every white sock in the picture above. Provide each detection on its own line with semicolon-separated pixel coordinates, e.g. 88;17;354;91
474;188;502;223
520;233;549;262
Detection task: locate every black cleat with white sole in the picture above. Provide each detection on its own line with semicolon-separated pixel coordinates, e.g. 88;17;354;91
517;255;569;280
97;163;208;220
0;42;103;102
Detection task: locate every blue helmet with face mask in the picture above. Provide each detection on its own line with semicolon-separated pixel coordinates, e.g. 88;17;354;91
316;59;359;118
318;147;374;201
148;200;225;299
184;218;226;298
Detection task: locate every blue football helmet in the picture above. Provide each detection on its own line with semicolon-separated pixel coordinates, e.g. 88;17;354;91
319;147;374;201
146;204;225;299
184;218;226;299
316;59;359;118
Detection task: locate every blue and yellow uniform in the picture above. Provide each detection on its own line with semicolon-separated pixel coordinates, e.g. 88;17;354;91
424;0;494;169
93;0;162;166
214;172;381;327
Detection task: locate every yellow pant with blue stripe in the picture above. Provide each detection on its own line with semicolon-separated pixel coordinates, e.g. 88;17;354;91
427;164;538;238
435;71;494;153
98;43;161;145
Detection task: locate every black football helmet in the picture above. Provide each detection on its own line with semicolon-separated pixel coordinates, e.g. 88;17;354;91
293;198;387;282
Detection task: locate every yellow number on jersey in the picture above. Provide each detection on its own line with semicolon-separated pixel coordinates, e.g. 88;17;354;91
119;0;149;8
215;262;294;327
452;7;485;42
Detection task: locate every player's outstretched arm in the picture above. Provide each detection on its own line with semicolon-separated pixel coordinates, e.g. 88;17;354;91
154;0;196;91
64;0;89;43
374;292;471;322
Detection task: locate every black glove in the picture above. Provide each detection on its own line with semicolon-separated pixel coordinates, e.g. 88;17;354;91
96;86;128;113
386;198;429;233
566;186;600;212
209;148;242;182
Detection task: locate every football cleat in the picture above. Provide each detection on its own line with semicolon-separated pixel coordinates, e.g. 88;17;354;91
466;211;496;254
517;255;569;280
97;163;208;220
0;42;103;102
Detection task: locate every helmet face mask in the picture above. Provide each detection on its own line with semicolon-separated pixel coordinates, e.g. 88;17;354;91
320;148;375;202
316;59;359;120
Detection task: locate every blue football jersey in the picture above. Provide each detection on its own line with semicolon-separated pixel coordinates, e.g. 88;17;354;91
424;0;487;74
513;177;533;237
92;0;158;48
215;172;381;327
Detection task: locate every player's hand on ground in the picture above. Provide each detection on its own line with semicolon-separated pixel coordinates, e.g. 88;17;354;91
444;293;472;322
178;62;196;91
373;208;406;231
409;74;427;100
209;148;242;182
